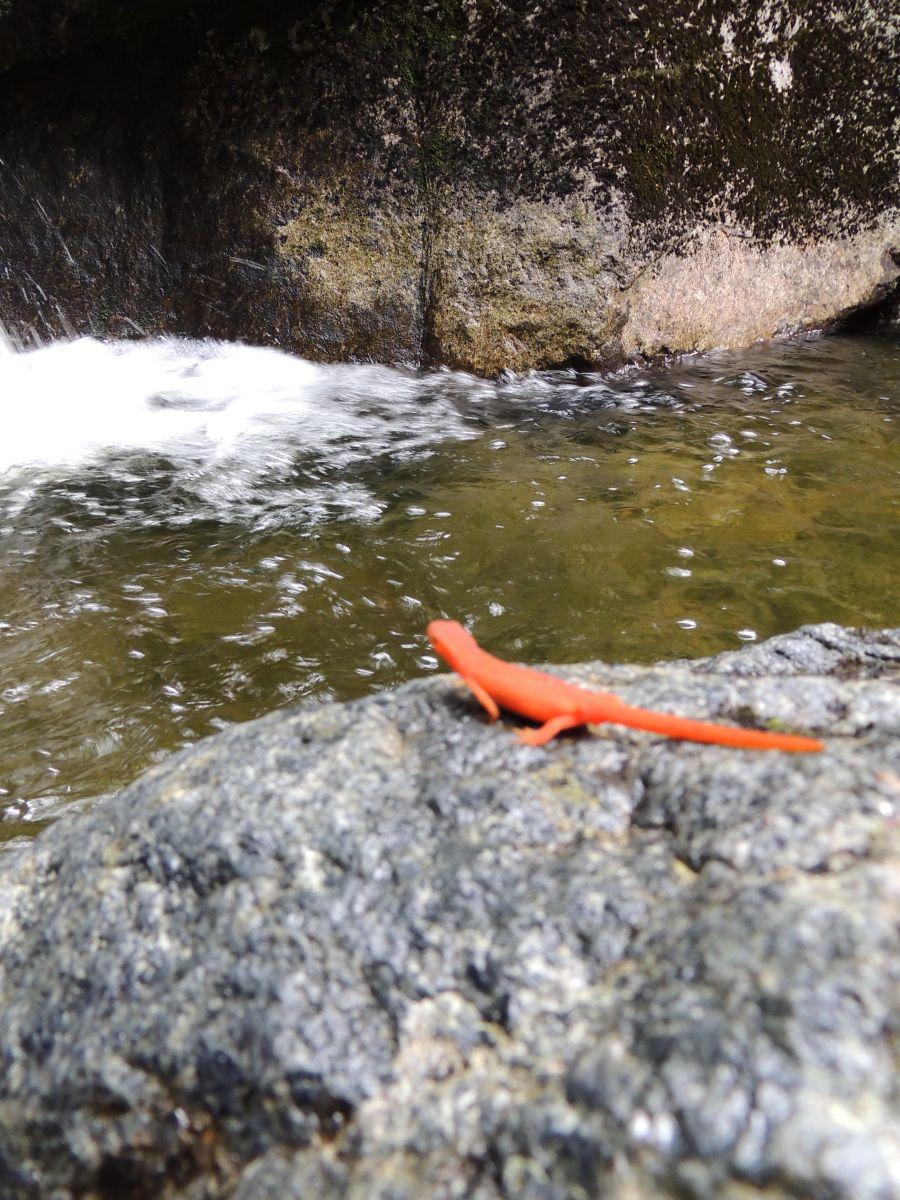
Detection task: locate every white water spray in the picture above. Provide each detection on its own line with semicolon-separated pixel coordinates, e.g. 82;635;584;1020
0;337;484;475
0;337;491;524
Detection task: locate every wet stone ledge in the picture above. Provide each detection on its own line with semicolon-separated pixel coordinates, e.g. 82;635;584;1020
0;622;898;1199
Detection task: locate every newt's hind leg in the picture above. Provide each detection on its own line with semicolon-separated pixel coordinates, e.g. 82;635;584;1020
459;676;500;721
516;715;582;746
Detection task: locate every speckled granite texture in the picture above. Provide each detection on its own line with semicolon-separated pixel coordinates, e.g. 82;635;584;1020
0;622;898;1198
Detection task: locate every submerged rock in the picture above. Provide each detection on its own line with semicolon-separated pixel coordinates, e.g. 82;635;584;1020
0;622;898;1198
0;1;897;371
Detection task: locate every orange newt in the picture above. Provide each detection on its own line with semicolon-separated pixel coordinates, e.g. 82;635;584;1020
427;620;823;752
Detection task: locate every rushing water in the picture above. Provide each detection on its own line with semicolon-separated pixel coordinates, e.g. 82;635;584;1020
1;328;898;835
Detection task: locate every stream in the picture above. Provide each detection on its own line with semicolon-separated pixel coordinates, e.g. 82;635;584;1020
1;327;898;838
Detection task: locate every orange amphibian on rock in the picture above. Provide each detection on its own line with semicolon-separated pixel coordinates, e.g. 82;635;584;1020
427;620;823;752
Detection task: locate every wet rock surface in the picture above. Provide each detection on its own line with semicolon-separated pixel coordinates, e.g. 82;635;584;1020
0;1;897;371
0;622;898;1198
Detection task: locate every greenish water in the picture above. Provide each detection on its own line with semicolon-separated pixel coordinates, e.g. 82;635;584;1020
1;329;898;834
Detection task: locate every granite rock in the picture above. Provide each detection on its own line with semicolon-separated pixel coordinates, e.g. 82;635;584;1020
0;622;898;1197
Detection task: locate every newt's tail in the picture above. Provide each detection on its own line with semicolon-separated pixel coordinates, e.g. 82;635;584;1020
602;701;823;753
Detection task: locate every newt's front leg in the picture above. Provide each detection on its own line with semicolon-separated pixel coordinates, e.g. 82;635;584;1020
459;675;500;721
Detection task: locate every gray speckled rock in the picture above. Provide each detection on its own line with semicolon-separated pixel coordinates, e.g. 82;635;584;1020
0;623;898;1199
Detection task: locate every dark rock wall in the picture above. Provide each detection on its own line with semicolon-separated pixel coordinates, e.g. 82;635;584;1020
0;0;897;371
0;0;204;71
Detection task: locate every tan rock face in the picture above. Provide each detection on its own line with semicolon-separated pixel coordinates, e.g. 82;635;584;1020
427;192;629;375
272;192;425;364
0;1;897;373
620;217;900;359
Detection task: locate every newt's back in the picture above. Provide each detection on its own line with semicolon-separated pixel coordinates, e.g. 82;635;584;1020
427;619;597;725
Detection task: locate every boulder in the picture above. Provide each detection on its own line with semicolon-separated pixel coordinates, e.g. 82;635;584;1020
0;1;897;371
0;622;898;1198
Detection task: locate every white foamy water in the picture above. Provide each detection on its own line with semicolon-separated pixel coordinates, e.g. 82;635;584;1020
0;336;501;528
0;334;687;531
0;335;678;479
0;336;488;471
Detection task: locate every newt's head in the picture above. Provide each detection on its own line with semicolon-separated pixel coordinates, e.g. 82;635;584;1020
427;619;478;672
